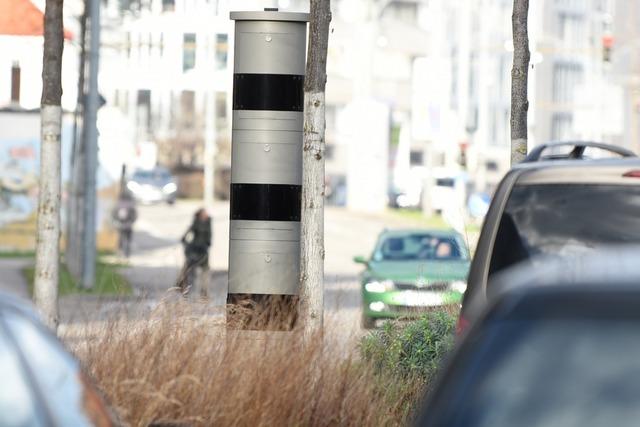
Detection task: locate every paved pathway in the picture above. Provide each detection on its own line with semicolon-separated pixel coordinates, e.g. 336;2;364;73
0;201;478;343
0;258;30;300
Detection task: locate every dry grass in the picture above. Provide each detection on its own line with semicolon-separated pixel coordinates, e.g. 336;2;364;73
74;302;424;427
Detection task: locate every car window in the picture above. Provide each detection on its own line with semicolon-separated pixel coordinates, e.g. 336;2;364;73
373;234;467;261
426;318;640;427
133;170;171;181
0;319;46;427
132;171;151;180
488;184;640;277
3;313;95;427
436;178;455;187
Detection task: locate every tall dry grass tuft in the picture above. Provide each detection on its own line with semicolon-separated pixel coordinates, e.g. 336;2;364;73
75;302;421;427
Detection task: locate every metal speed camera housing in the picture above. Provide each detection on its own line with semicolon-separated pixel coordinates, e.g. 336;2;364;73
228;10;309;296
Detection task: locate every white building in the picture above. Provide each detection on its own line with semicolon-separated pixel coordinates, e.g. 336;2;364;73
401;0;621;197
534;0;621;145
99;1;307;177
612;0;640;152
98;0;629;209
0;0;80;110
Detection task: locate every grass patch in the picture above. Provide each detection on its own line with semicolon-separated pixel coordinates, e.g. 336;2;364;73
24;261;132;297
387;209;450;229
388;208;482;234
0;250;36;258
76;308;419;426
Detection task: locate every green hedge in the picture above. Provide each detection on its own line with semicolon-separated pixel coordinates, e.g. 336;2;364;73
360;309;457;381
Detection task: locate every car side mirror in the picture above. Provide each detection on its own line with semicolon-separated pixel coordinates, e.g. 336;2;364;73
353;256;368;265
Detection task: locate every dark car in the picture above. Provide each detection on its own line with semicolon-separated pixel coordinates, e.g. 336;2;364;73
0;292;115;426
126;166;177;205
418;249;640;427
459;141;640;330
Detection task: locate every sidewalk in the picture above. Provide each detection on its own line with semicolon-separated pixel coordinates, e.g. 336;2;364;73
0;258;31;300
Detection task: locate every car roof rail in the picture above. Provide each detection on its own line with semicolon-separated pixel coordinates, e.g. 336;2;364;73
522;141;636;163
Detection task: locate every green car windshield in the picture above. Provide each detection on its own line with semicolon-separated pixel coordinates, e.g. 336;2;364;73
373;234;468;262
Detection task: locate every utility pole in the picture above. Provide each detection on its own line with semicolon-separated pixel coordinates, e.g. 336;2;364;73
35;0;64;330
67;0;88;279
510;0;530;164
299;0;331;340
82;0;101;289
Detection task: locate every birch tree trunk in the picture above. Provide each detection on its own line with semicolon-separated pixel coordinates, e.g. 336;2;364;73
300;0;331;340
35;0;64;330
510;0;530;164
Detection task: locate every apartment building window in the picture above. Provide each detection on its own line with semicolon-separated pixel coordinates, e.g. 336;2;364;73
183;33;197;72
386;2;418;23
551;112;573;140
552;62;583;103
410;150;424;166
557;12;584;45
169;91;176;128
125;33;131;59
137;89;152;134
216;92;227;128
181;90;196;128
215;34;228;70
162;0;175;12
554;0;587;11
11;62;20;103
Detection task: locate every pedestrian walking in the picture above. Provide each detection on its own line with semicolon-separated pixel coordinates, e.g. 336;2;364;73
179;208;212;297
111;191;138;258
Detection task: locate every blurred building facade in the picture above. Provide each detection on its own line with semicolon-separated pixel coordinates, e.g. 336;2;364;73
100;0;310;196
96;0;631;209
534;0;622;146
612;0;640;153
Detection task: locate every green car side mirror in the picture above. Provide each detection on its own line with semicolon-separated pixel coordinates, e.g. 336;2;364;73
353;256;368;265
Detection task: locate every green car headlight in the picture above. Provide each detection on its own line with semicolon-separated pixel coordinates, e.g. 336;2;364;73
364;280;394;293
451;280;467;293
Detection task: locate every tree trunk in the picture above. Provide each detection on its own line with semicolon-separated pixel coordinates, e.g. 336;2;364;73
510;0;530;164
35;0;64;330
300;0;331;341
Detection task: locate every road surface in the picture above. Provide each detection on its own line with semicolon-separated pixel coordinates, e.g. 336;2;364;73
86;200;446;338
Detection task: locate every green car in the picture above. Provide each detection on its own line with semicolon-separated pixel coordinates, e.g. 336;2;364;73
355;229;470;328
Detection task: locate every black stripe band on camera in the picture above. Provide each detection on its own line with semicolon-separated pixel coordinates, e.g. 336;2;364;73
230;183;301;222
233;74;304;112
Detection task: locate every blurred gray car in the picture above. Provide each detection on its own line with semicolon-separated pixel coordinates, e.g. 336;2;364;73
418;248;640;427
0;293;115;426
459;141;640;331
126;167;177;205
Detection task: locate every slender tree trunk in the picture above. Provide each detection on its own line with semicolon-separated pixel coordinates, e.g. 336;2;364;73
35;0;64;330
510;0;530;164
300;0;331;340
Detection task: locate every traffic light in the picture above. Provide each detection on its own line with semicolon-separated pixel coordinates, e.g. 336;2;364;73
603;33;614;63
458;142;468;169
